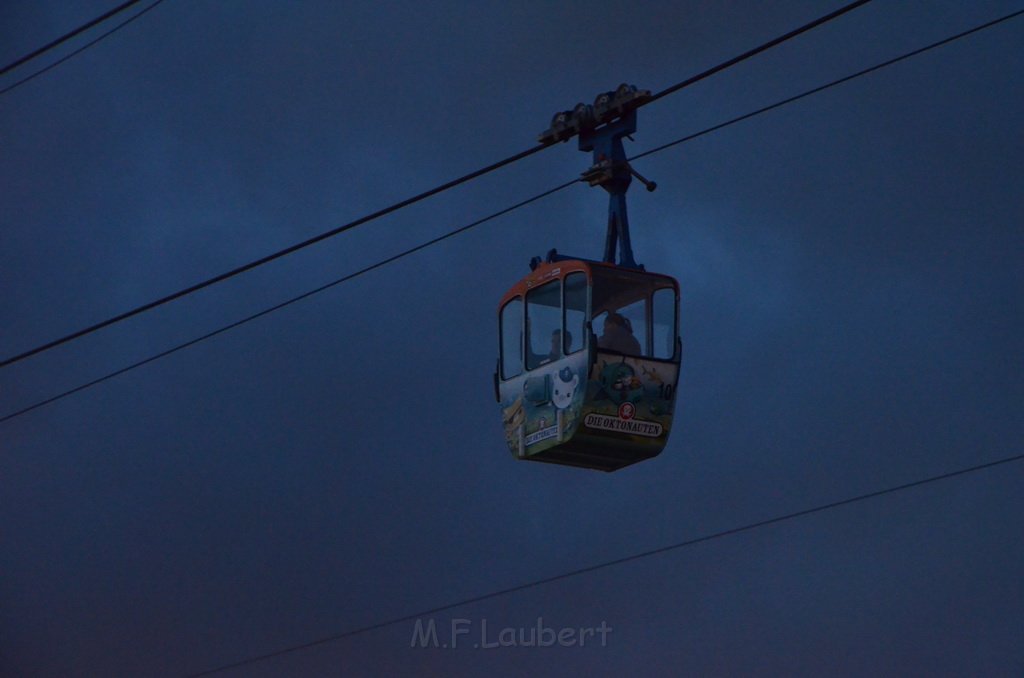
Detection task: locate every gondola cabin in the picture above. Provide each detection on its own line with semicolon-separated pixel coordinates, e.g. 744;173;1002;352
495;257;681;471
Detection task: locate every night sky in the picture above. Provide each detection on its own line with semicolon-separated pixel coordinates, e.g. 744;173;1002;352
2;1;1022;676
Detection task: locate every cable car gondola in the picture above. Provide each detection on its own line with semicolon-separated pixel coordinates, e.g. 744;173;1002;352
495;85;681;472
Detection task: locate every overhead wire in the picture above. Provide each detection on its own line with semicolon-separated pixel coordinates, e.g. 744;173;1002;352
644;0;872;105
0;1;166;96
2;6;1021;426
186;451;1024;676
0;0;144;76
1;6;1017;670
0;140;550;367
0;180;581;425
3;4;1017;675
0;0;874;369
631;7;1024;163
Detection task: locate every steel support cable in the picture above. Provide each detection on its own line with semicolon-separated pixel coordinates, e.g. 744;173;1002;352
186;452;1024;676
0;140;549;367
0;180;580;424
2;7;1020;426
643;0;873;105
0;0;143;77
0;0;872;369
0;1;166;97
631;7;1024;164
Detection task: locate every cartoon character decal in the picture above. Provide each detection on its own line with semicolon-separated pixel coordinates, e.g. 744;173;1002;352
596;360;645;404
552;366;580;410
498;349;679;460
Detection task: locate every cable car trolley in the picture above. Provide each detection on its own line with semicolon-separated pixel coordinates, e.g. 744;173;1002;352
495;85;681;472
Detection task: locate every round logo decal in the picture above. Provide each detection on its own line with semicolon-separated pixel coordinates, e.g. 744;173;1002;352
618;402;635;420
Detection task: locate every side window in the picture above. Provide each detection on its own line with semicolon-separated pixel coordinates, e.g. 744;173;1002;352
500;297;523;379
591;270;677;359
652;287;676;359
595;303;645;356
526;279;561;370
563;272;587;356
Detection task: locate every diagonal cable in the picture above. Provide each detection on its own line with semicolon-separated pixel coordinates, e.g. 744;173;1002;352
631;7;1024;163
0;180;580;424
0;139;549;367
186;452;1024;676
644;0;872;104
0;0;144;76
2;6;1021;425
0;1;166;97
0;0;873;369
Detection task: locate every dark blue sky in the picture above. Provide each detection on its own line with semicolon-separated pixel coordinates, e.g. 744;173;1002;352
2;1;1022;676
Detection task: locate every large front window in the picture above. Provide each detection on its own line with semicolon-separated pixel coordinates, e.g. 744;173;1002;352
563;272;587;356
500;267;676;379
526;279;561;370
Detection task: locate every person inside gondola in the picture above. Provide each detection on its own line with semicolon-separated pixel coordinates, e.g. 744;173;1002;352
547;330;562;363
599;312;641;355
548;329;572;362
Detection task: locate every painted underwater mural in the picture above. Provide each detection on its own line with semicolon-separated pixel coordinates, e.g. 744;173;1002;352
500;349;678;462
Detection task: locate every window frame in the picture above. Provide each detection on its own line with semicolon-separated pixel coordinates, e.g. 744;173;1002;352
650;285;678;361
525;278;563;371
590;268;679;362
562;271;589;358
499;296;524;380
